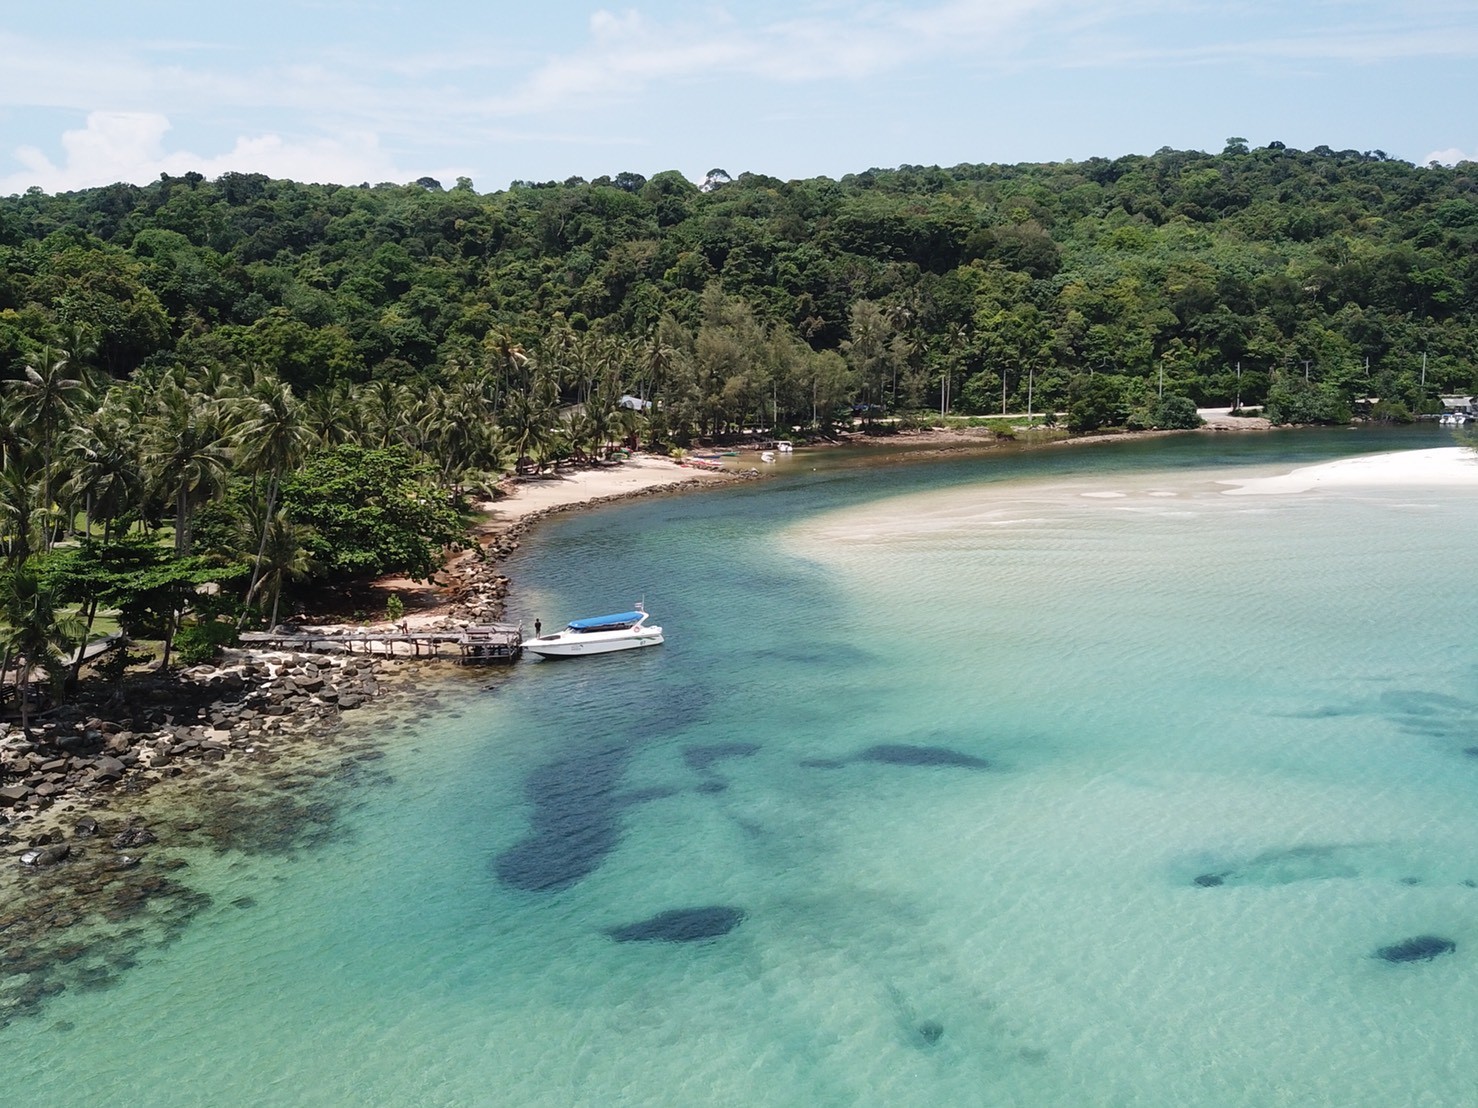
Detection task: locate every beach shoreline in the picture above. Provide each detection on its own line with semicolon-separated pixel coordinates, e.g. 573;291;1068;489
1;430;1463;1029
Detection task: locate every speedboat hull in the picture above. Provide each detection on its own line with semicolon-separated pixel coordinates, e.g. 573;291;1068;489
525;626;664;657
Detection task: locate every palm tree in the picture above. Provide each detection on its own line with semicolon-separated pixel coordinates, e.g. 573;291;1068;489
361;379;412;448
499;372;559;474
233;376;312;619
146;385;233;555
246;510;316;628
6;346;92;549
61;401;147;541
0;463;41;565
303;381;366;447
0;561;86;737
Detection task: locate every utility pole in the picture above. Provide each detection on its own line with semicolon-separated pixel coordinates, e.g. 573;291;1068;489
1421;351;1427;389
1235;361;1241;410
1027;367;1034;421
1303;359;1311;382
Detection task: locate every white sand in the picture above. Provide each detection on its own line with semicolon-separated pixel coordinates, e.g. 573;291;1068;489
477;455;731;524
1219;447;1478;496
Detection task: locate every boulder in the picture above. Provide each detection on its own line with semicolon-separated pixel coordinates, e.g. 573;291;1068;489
111;827;157;849
92;756;126;782
20;843;69;866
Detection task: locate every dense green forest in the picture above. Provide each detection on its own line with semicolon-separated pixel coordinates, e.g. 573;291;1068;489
4;138;1477;434
0;138;1475;691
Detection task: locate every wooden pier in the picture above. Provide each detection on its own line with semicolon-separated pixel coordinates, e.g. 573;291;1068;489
238;623;523;664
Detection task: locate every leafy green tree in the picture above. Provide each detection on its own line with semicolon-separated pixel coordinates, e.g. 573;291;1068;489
280;445;459;581
1264;379;1353;424
44;536;245;671
1067;373;1129;433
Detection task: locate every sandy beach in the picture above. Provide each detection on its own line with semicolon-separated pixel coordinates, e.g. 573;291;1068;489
478;454;735;524
359;454;738;630
1220;446;1478;495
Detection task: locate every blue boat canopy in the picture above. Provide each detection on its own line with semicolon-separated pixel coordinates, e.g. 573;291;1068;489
566;611;645;631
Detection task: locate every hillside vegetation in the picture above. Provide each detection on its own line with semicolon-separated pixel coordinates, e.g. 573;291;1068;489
0;140;1475;695
2;139;1475;438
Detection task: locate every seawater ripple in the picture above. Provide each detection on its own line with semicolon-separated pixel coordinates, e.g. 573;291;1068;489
10;428;1478;1108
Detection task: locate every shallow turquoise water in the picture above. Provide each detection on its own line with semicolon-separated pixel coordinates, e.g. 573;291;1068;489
9;427;1478;1106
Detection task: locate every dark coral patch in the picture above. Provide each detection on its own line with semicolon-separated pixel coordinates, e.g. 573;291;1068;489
1375;935;1455;963
683;743;761;773
605;906;746;943
858;744;990;769
798;757;846;769
917;1021;945;1046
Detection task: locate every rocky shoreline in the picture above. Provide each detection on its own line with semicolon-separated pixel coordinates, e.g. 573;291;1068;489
0;468;745;1029
0;646;475;1028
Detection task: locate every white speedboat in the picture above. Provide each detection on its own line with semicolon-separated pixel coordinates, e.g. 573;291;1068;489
524;607;664;657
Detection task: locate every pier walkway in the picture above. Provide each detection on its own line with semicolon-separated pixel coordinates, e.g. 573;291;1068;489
239;623;523;664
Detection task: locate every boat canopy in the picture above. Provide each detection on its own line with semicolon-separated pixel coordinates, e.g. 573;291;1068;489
566;611;645;631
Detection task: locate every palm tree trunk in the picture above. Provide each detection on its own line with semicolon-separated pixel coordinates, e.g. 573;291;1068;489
239;476;279;626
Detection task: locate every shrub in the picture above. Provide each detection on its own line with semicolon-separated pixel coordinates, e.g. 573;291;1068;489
174;619;238;666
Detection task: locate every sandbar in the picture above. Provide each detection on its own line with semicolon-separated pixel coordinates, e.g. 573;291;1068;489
1219;447;1478;496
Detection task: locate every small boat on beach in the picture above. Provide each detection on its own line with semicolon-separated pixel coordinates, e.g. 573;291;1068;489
524;605;664;658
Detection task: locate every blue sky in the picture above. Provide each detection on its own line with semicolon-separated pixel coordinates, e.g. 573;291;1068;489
2;0;1476;195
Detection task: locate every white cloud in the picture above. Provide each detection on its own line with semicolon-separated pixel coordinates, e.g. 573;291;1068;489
0;111;432;195
1424;146;1478;166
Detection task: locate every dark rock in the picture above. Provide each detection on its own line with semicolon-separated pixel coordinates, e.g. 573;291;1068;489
1193;873;1226;887
74;816;100;837
111;827;157;849
92;756;126;782
55;732;102;756
917;1021;945;1046
20;843;69;867
605;906;745;943
1376;935;1455;963
0;784;33;806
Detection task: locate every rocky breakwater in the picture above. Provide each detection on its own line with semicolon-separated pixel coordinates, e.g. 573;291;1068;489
0;651;383;819
0;648;426;1029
